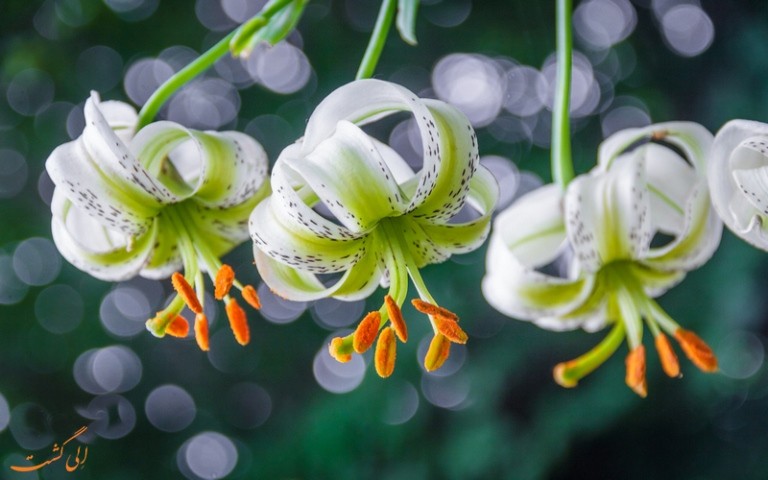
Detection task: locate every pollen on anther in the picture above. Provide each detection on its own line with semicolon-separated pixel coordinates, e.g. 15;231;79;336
353;311;381;353
655;333;680;378
384;295;408;342
674;328;718;372
375;327;397;378
411;298;459;322
171;272;203;314
166;315;190;338
194;313;210;351
215;264;235;300
433;315;468;344
241;284;261;309
226;298;250;346
424;334;451;372
625;346;648;398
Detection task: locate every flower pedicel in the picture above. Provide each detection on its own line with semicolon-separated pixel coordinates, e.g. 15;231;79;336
249;79;499;376
47;93;269;350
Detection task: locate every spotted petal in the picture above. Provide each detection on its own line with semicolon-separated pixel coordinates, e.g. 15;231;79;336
409;165;499;264
709;119;768;250
482;184;594;323
566;150;651;272
249;161;368;274
253;238;381;302
281;121;408;232
130;123;268;208
302;79;479;220
51;190;157;281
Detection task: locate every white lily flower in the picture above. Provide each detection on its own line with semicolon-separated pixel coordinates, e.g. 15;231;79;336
249;79;499;376
482;122;722;396
47;92;269;349
709;119;768;249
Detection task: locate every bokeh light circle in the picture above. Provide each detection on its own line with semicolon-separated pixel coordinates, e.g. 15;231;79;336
145;384;197;432
178;431;238;480
13;237;61;286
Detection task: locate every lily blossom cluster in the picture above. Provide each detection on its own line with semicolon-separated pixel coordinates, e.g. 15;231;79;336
249;79;499;376
483;123;722;396
47;93;269;350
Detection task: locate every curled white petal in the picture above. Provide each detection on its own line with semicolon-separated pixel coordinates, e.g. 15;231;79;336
709;119;768;250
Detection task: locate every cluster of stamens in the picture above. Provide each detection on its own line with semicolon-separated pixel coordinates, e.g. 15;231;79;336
328;295;468;377
148;264;261;351
555;327;717;398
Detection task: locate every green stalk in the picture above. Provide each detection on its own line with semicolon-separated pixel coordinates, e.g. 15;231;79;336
356;0;397;80
136;0;295;129
550;0;575;190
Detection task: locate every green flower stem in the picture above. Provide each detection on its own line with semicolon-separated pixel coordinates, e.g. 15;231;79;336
136;0;296;129
356;0;397;80
551;0;575;190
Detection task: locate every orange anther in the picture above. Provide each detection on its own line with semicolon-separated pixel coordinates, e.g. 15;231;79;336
194;313;210;352
215;264;235;300
411;298;459;321
242;284;261;309
433;315;468;344
226;298;250;346
166;315;190;338
655;333;680;378
171;272;203;314
375;327;397;378
353;311;381;354
424;334;451;372
625;345;648;398
674;328;718;372
329;337;351;363
384;295;408;342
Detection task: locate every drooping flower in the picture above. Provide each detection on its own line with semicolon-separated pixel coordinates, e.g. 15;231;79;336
709;119;768;249
249;79;499;375
482;122;722;396
47;92;269;348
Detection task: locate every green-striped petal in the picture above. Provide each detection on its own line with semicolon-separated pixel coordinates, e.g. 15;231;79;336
281;121;407;232
566;151;651;272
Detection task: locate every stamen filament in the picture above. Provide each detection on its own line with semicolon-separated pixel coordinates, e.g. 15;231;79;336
553;322;625;388
147;294;185;336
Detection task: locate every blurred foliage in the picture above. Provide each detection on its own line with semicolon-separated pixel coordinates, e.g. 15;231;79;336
2;0;768;479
